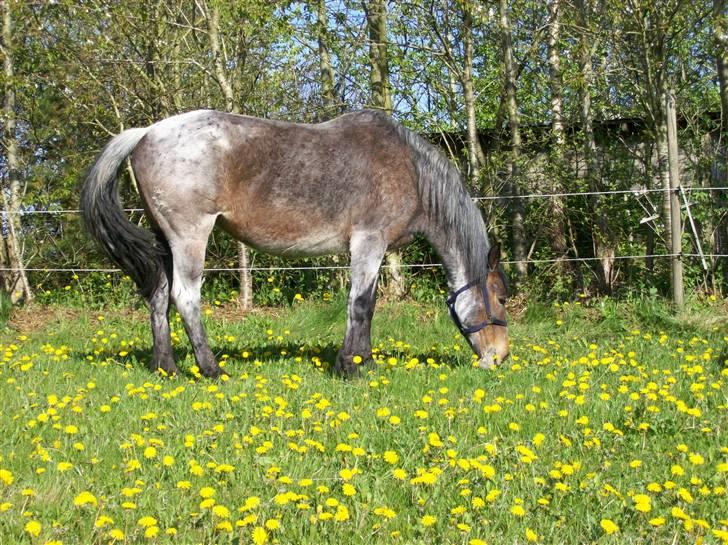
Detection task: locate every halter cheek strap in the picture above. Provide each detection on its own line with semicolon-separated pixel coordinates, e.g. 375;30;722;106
446;278;508;336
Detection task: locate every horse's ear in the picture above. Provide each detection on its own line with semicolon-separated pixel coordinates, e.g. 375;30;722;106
487;242;501;271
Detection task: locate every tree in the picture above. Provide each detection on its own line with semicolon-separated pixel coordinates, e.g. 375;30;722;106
1;0;32;303
499;0;527;282
198;0;252;310
364;0;392;114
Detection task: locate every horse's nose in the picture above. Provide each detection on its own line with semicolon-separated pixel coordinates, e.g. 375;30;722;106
477;345;509;369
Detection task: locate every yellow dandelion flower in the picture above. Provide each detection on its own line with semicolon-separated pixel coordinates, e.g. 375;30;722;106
216;520;233;532
421;515;436;527
24;520;42;537
108;528;125;540
199;486;216;499
600;519;619;534
144;526;159;538
342;483;356;497
0;469;14;486
334;505;350;522
95;515;114;528
511;505;526;517
137;516;157;528
213;505;230;518
252;526;268;545
73;491;98;507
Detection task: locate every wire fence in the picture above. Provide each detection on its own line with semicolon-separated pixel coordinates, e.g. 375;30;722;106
4;186;728;215
0;254;726;274
2;185;726;275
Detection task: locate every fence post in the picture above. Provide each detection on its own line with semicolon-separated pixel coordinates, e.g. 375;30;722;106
666;90;684;309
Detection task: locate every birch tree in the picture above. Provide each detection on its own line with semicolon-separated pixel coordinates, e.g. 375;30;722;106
1;0;32;303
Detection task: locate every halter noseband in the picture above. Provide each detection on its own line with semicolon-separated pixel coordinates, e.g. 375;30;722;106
446;278;508;335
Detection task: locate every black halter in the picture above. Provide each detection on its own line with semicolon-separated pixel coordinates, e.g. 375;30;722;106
446;278;508;335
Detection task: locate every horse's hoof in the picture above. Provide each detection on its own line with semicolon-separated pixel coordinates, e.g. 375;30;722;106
200;366;227;379
150;360;179;378
334;354;368;378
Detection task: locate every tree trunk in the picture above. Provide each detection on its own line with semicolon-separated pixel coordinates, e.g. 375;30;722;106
364;0;392;114
461;2;486;181
1;0;32;304
203;2;253;310
365;0;402;298
713;0;728;286
499;0;527;282
317;0;337;116
547;0;570;280
576;0;615;293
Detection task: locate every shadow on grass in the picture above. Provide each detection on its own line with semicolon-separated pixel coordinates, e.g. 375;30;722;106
84;337;476;380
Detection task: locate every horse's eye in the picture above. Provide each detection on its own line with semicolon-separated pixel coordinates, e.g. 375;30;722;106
498;297;507;305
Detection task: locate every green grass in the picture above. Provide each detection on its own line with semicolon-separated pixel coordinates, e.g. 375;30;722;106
0;296;726;544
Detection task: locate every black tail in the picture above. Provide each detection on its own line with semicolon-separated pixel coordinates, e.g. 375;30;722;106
80;127;166;299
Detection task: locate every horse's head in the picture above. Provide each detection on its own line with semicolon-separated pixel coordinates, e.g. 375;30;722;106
446;243;509;369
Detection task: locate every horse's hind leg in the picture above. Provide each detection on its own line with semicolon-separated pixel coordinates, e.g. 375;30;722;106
335;231;387;377
148;261;178;376
168;217;223;378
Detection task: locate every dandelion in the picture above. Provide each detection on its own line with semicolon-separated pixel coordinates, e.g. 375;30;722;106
213;505;231;518
73;491;98;507
0;469;14;486
252;526;268;545
95;515;114;528
600;519;619;535
342;483;356;497
383;450;399;464
265;519;280;530
199;486;216;499
511;505;526;517
24;520;42;537
137;516;158;528
421;515;436;527
633;494;651;513
108;529;125;540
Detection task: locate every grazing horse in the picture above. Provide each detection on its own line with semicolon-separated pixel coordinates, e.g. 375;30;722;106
81;109;509;377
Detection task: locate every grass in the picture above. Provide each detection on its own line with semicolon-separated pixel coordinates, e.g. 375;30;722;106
0;295;726;544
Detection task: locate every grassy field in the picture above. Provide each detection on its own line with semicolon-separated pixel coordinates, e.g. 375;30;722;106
0;295;726;544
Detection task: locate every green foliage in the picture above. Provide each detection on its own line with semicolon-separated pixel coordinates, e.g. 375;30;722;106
2;0;725;306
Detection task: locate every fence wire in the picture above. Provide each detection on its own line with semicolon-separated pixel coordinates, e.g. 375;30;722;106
3;186;728;215
1;254;725;275
2;185;725;276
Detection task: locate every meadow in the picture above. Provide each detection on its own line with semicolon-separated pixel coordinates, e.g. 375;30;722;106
0;291;726;544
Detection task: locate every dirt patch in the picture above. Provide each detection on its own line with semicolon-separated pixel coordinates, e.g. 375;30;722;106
7;304;84;335
4;304;151;336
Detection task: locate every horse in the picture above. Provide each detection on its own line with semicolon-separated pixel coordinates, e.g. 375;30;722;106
80;109;509;378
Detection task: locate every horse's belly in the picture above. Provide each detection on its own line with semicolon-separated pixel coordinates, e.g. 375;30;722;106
218;215;349;257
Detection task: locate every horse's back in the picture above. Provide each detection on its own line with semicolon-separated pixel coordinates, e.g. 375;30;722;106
132;109;422;256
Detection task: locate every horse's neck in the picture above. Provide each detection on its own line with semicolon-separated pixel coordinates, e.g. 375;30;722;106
424;224;477;293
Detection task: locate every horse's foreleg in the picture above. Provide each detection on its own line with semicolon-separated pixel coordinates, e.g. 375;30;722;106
336;232;386;377
169;225;223;378
148;265;178;376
